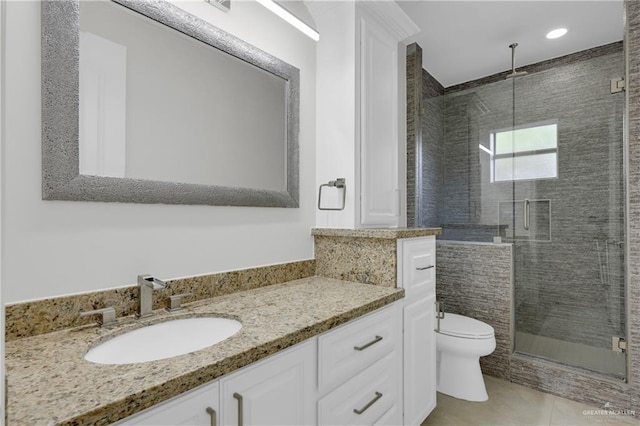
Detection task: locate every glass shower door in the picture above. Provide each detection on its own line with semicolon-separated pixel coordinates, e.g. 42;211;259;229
509;51;626;379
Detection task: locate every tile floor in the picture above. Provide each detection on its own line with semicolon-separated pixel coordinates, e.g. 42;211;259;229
423;375;640;425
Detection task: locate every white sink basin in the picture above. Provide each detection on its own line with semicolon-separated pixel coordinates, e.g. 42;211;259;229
84;317;242;365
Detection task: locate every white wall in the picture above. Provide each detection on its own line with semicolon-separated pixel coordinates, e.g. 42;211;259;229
3;0;316;303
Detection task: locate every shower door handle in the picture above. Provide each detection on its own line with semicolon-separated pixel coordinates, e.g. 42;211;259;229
523;199;530;231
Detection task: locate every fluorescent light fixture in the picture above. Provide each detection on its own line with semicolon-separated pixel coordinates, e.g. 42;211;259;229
546;28;568;39
256;0;320;41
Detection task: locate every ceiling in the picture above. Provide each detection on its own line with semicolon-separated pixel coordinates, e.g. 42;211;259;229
395;1;624;87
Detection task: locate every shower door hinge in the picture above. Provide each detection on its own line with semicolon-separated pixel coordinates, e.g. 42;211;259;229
612;336;627;353
611;78;625;94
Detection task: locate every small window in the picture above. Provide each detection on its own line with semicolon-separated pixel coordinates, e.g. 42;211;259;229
487;122;558;182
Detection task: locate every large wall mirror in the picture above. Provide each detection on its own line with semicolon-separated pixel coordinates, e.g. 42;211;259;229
42;0;300;207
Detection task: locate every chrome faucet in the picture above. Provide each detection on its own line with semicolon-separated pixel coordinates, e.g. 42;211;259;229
138;274;167;318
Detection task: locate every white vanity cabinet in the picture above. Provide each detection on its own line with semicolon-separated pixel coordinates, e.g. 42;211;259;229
356;3;420;228
116;303;403;426
397;236;437;425
118;340;315;426
219;339;316;426
358;4;402;228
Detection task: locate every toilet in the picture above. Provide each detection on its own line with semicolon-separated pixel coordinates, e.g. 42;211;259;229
436;313;496;402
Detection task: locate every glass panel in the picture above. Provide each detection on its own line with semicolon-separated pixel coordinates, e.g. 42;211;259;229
495;123;558;154
512;52;626;379
494;157;514;181
494;152;557;181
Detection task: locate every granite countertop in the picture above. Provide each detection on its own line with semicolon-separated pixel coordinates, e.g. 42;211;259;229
6;277;403;426
311;227;442;239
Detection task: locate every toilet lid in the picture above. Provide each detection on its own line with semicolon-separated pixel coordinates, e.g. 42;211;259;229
438;313;494;339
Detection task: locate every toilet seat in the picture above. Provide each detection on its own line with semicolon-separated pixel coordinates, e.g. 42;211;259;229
438;313;494;339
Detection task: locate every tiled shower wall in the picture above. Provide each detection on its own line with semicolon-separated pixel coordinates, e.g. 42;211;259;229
406;44;420;228
406;43;444;228
421;70;445;229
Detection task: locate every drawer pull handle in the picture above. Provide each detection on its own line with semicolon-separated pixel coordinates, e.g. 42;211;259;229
354;335;383;351
416;265;434;270
205;407;217;426
233;392;243;426
353;391;383;415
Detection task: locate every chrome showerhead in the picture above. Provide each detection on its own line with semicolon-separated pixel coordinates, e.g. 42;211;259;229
507;42;528;79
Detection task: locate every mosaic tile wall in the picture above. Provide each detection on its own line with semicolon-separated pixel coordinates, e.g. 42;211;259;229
406;43;421;228
420;69;445;229
406;44;445;229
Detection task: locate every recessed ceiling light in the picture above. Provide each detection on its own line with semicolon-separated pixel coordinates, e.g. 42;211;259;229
546;28;568;39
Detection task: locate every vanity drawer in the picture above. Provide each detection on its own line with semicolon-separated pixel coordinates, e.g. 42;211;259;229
317;350;401;426
398;236;435;299
318;304;400;394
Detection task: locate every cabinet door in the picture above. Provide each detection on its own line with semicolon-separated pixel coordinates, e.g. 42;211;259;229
403;295;436;425
359;10;400;227
116;381;219;426
220;340;316;426
398;237;435;299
